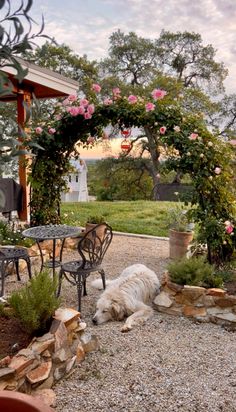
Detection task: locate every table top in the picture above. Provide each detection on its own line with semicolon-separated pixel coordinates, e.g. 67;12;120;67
22;224;81;240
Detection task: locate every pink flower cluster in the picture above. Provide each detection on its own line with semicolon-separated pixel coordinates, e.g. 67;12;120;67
63;95;95;120
128;95;138;104
189;133;198;140
224;220;234;234
151;89;167;100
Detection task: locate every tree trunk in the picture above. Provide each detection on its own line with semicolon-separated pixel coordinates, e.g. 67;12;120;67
143;126;161;200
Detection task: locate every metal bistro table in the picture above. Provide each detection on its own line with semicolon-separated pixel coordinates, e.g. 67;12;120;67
22;225;81;278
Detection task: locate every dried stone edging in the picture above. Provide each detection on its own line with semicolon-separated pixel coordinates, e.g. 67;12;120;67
154;272;236;329
0;308;99;407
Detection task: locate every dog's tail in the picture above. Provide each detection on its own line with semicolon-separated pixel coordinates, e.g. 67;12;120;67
91;278;112;290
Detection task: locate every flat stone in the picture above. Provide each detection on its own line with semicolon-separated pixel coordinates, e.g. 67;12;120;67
9;355;34;374
154;291;173;308
54;364;66;381
165;281;184;293
182;285;206;300
66;356;77;374
214;296;236;308
80;333;100;353
0;367;15;380
32;388;56;407
76;342;85;362
36;375;54;390
75;321;87;333
53;347;72;363
213;313;236;322
183;305;207;317
206;288;226;297
54;308;81;326
155;305;183;316
0;356;11;368
50;319;68;351
196;295;215;307
207;307;231;316
26;360;52;384
29;336;55;354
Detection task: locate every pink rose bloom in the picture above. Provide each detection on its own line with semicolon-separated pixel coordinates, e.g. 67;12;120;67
87;136;95;144
92;83;101;93
113;87;121;95
87;104;95;114
128;95;138;104
62;98;70;106
35;127;43;134
189;133;198;140
226;225;234;234
151;89;167;100
103;98;113;105
84;112;92;120
145;102;155;112
68;94;77;102
214;167;221;175
69;107;80;116
174;125;180;132
77;106;85;115
160;126;166;135
55;115;62;121
80;98;89;107
48;128;56;134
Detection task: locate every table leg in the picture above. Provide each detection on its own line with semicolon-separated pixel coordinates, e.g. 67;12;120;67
37;240;44;273
52;238;56;279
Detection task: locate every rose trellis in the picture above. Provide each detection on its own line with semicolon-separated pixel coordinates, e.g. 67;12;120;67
29;84;236;264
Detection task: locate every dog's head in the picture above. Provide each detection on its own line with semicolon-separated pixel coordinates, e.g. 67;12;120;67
92;296;126;325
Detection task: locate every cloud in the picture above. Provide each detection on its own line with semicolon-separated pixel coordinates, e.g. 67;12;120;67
31;0;236;93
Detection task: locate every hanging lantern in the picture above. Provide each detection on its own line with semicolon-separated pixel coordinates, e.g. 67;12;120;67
121;138;131;152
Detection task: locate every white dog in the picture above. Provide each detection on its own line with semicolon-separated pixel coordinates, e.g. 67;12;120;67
92;264;160;332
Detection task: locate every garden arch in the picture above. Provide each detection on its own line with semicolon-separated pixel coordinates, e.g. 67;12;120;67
29;87;236;264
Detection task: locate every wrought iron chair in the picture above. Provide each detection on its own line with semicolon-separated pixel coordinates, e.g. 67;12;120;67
0;246;32;297
57;223;113;311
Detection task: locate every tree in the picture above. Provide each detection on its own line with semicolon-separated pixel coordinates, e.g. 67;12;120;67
156;30;228;94
23;41;98;92
98;30;230;194
100;30;161;86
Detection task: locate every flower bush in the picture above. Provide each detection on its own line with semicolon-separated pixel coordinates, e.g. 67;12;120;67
28;84;236;264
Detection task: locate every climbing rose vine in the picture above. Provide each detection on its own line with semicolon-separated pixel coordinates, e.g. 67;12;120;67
28;84;236;264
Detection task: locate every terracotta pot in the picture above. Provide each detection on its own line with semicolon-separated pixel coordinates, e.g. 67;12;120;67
85;223;106;242
0;391;54;412
169;229;193;259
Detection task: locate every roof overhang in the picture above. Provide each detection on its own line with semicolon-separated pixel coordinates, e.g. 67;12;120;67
0;57;80;101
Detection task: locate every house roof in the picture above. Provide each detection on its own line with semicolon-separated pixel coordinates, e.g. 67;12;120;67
0;57;80;101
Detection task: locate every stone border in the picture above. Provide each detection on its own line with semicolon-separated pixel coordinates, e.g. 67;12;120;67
0;308;99;405
154;272;236;329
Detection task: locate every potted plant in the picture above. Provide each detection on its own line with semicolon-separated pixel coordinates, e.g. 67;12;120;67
166;205;194;259
85;215;107;240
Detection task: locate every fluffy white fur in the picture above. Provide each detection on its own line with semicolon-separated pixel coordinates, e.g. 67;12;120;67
92;264;160;332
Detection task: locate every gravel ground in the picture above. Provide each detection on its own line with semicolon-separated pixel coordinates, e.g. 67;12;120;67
52;234;236;412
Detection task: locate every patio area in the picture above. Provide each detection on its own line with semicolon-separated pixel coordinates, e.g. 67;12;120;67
16;233;234;412
1;233;236;411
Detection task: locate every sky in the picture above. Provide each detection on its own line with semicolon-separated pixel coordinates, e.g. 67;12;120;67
30;0;236;93
27;0;236;158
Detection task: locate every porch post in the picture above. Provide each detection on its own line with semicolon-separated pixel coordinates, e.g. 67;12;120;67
17;90;31;222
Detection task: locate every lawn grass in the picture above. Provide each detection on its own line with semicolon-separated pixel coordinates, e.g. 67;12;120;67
61;200;179;237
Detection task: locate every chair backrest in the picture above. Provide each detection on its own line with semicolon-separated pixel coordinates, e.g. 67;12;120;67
78;223;113;268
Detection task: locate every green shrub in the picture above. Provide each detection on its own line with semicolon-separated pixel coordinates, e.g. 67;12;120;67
86;215;106;224
0;221;33;247
9;270;60;335
167;256;224;288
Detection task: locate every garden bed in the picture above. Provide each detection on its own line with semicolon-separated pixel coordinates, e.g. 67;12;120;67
154;272;236;329
0;308;99;399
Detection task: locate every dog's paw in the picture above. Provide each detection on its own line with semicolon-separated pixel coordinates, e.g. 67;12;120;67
121;324;132;333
